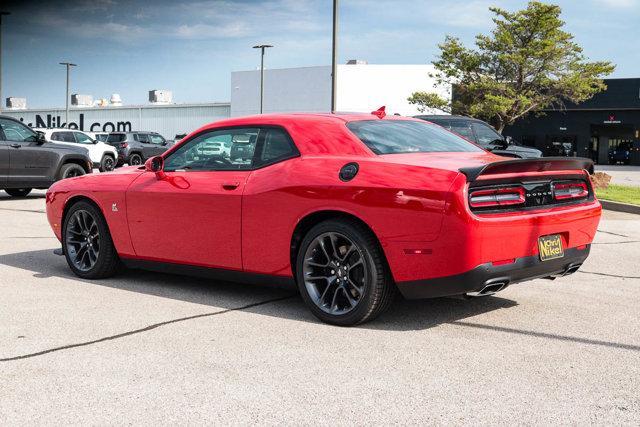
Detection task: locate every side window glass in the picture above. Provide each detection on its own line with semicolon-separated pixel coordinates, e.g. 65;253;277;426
260;128;297;163
448;121;475;142
74;132;93;144
61;132;76;142
0;118;37;142
51;132;64;141
149;134;165;145
472;123;503;146
138;133;150;143
164;128;259;171
133;134;139;142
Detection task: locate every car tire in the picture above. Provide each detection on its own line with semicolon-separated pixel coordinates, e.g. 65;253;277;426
4;188;32;197
62;200;120;279
99;155;116;172
295;219;395;326
128;153;142;166
58;163;86;180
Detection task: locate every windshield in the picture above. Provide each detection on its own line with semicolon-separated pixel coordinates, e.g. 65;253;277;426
347;120;483;154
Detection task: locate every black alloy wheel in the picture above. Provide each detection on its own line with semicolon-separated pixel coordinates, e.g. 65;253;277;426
101;155;116;172
59;163;86;180
302;231;367;316
296;219;395;326
63;201;120;279
129;154;142;166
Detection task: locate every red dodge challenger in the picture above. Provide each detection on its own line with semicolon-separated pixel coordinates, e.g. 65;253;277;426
46;111;601;325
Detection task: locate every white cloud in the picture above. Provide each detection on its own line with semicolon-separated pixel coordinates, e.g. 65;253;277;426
174;22;251;39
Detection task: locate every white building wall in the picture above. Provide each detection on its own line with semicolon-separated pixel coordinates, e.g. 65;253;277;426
231;66;331;117
336;64;449;116
230;64;449;117
2;103;231;139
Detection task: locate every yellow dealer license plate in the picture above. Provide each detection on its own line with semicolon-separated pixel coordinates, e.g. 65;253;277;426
538;234;564;261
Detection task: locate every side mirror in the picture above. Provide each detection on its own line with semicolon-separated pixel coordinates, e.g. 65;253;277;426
505;136;514;145
36;132;47;145
93;139;99;144
145;155;166;179
489;138;508;149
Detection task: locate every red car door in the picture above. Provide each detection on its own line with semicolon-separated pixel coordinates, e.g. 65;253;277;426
125;127;259;270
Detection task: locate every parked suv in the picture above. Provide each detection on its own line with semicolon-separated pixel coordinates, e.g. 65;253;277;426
106;131;173;166
415;115;543;159
35;128;118;172
0;116;92;197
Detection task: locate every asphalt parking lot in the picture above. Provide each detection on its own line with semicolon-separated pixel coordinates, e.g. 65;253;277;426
1;191;639;424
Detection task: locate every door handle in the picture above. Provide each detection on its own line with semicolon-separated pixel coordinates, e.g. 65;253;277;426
222;182;240;190
10;144;21;148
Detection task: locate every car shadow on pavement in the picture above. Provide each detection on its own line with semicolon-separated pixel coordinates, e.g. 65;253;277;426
0;248;521;333
0;194;46;200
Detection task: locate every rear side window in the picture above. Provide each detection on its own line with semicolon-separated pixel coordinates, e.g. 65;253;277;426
138;133;150;143
260;128;297;164
107;133;125;143
52;131;75;143
347;120;483;154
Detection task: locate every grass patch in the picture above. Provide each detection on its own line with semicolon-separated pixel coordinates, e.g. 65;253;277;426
596;184;640;206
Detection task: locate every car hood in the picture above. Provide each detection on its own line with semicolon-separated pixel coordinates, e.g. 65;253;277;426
96;141;117;152
377;151;503;173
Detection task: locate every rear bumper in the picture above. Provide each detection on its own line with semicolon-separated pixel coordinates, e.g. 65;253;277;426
396;245;590;299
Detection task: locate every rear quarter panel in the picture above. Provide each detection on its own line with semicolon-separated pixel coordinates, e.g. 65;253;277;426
242;156;459;276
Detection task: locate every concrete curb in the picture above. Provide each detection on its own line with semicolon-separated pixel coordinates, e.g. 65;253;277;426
600;199;640;215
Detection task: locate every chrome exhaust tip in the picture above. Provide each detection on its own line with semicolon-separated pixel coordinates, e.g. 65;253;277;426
466;280;509;297
562;263;582;276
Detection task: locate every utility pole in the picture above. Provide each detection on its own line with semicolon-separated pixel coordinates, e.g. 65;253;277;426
0;12;10;113
331;0;338;113
59;62;76;127
252;44;273;114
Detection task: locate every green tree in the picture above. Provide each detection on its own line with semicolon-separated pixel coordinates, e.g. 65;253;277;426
408;1;615;133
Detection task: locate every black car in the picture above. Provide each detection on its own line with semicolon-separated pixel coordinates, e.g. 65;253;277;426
0;116;93;197
609;141;631;165
106;131;174;166
415;115;543;159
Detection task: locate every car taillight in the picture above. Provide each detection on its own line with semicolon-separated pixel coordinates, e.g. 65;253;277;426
469;186;525;208
553;182;588;200
120;142;128;148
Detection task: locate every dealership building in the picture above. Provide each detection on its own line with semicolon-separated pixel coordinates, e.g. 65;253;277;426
2;62;446;139
505;78;640;165
5;66;637;166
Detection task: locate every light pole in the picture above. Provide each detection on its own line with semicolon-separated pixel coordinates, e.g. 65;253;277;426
59;62;76;127
331;0;338;113
252;44;272;114
0;12;10;113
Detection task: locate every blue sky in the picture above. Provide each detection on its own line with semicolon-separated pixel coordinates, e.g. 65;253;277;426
3;0;639;108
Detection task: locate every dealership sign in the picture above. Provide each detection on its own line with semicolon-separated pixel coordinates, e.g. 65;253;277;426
17;113;132;132
604;114;621;124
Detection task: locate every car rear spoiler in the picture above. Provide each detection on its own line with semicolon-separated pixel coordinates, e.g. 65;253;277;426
459;157;594;182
